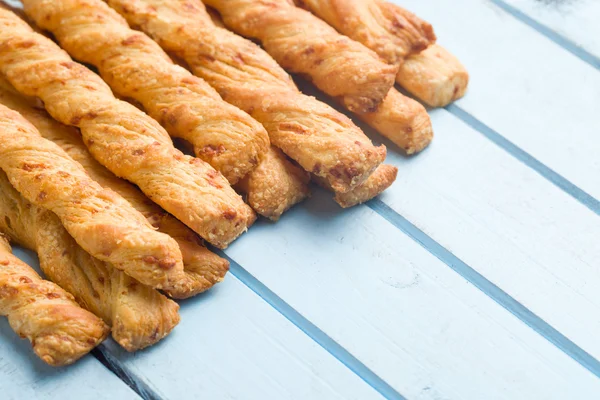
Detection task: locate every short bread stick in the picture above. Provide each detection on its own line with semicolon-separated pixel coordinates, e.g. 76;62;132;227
0;171;180;351
0;8;255;249
201;0;432;153
108;0;386;193
21;0;269;185
0;234;109;366
0;79;229;297
0;103;193;292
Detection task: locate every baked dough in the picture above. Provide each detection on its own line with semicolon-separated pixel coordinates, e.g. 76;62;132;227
0;171;180;351
203;0;396;114
0;8;255;249
397;44;469;107
21;0;269;185
108;0;387;193
0;79;229;298
296;0;435;66
0;234;108;366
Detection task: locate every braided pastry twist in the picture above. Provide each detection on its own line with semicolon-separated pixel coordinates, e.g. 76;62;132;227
0;234;108;366
0;79;229;297
0;8;255;248
0;171;180;351
108;0;386;193
22;0;269;185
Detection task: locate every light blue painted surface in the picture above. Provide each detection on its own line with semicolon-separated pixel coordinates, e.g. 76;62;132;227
1;0;600;399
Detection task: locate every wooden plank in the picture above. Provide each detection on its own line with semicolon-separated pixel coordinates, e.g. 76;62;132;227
1;248;139;400
499;0;600;59
96;276;382;400
225;188;600;399
395;0;600;200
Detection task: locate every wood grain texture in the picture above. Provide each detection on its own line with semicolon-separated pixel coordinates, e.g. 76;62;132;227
395;0;600;199
502;0;600;58
0;248;138;400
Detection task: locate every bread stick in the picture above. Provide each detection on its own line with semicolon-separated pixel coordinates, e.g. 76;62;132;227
0;171;180;351
0;8;255;249
21;0;268;185
296;0;435;66
199;0;431;153
0;103;199;293
204;0;396;114
397;44;469;107
0;80;229;298
236;147;310;220
316;164;398;208
0;235;108;366
108;0;386;194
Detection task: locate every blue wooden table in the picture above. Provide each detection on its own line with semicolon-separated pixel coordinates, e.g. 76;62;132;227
2;0;600;398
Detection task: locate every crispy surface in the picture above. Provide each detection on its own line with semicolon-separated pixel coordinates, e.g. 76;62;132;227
0;171;180;351
0;8;255;249
356;88;433;154
204;0;396;113
0;235;108;366
237;147;310;221
0;103;195;293
397;44;469;107
22;0;268;185
333;164;397;207
109;0;385;194
296;0;435;66
0;81;229;298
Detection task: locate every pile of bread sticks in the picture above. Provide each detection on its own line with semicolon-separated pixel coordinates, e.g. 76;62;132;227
0;0;467;366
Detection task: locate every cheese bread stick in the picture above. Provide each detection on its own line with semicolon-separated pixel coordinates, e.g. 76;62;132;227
0;8;255;249
0;172;180;351
0;235;108;366
21;0;268;185
108;0;386;193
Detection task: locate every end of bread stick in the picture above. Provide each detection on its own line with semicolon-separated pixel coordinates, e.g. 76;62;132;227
314;164;398;208
356;88;433;154
237;146;310;221
0;235;109;366
397;44;469;108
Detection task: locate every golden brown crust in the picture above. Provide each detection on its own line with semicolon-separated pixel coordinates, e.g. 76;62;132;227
0;235;109;366
0;8;255;249
315;164;397;207
355;88;433;154
0;103;193;293
0;171;180;351
0;79;229;298
397;44;469;107
22;0;269;185
108;0;385;193
296;0;435;66
203;0;396;113
237;147;310;221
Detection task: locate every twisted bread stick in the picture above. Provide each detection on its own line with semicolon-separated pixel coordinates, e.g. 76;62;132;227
397;44;469;108
204;0;396;114
316;164;398;208
0;103;196;294
0;79;229;297
22;0;268;185
0;171;180;351
296;0;435;66
0;235;108;366
201;0;432;153
108;0;386;193
295;0;467;107
0;8;255;248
